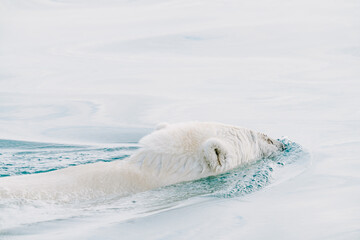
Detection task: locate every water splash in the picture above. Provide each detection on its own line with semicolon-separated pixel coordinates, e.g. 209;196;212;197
148;137;308;200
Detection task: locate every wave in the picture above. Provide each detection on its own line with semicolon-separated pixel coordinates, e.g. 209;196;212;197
0;139;137;177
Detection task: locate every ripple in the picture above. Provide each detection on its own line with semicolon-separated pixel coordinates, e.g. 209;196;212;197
0;139;137;177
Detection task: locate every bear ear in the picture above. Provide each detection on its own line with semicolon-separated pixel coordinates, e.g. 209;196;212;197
201;138;228;172
155;122;169;131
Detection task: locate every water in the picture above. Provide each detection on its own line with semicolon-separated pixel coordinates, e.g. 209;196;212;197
0;139;137;177
0;0;359;239
0;137;308;238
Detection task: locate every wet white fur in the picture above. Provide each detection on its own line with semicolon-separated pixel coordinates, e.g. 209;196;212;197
0;122;283;201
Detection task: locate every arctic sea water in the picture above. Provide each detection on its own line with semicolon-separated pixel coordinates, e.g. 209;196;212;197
1;0;360;238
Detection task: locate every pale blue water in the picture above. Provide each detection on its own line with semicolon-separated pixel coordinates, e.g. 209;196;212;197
1;0;358;238
0;137;309;238
0;139;137;177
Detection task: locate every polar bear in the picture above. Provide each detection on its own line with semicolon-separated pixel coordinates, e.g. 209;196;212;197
0;122;284;201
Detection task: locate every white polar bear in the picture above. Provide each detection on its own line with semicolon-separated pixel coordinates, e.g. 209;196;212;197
0;122;284;201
